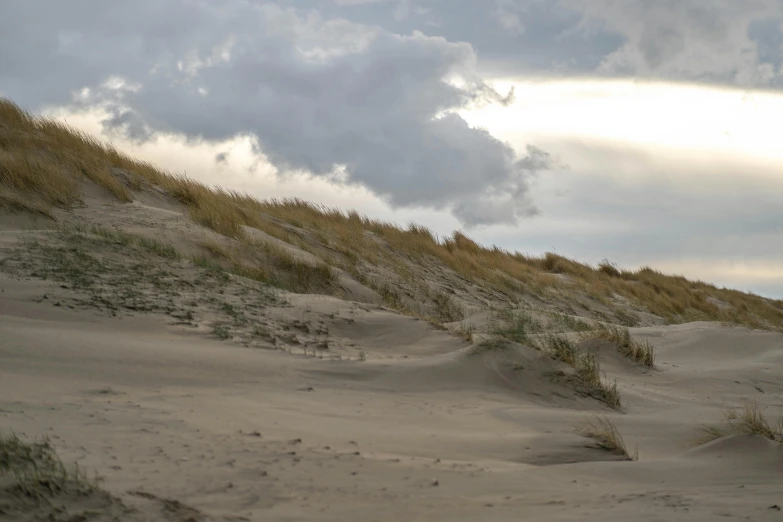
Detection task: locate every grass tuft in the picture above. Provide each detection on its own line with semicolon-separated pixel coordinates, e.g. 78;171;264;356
583;324;655;367
548;312;593;333
538;335;622;408
597;259;622;277
212;324;231;340
490;307;543;344
75;225;181;260
577;416;638;460
0;431;100;498
698;401;783;444
432;290;465;323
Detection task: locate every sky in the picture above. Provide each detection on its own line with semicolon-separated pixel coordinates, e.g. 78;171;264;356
1;1;783;297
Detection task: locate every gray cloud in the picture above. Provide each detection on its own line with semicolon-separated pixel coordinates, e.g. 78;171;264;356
561;0;783;86
471;138;783;298
289;0;783;87
0;1;549;226
215;152;230;165
309;0;618;76
492;0;528;34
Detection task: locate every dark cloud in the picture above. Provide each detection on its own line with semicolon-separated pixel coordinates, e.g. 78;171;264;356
0;1;549;226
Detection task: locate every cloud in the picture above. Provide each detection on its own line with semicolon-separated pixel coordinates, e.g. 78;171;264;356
215;151;230;165
493;0;528;34
0;1;550;227
484;135;783;263
572;0;783;85
306;0;783;87
470;139;783;297
504;0;783;86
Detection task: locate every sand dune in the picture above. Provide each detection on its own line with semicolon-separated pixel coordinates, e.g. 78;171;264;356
2;247;783;520
2;103;783;520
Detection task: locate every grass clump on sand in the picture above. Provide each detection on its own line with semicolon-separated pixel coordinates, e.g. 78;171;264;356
698;402;783;444
0;431;99;499
582;324;655;368
547;312;593;333
198;237;338;294
431;290;465;323
212;324;231;340
489;308;543;344
482;308;622;408
538;335;622;408
469;337;510;355
0;432;152;521
72;224;181;260
577;416;638;460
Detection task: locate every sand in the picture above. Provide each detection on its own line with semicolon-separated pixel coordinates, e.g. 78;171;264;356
1;194;782;521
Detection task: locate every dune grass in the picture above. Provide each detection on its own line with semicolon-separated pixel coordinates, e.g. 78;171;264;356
75;224;181;260
548;312;594;333
431;290;465;323
0;431;99;498
537;335;622;408
577;416;638;460
489;308;544;344
2;96;783;330
698;402;783;444
583;324;655;367
489;307;592;344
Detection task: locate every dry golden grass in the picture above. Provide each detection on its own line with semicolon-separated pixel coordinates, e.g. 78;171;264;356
0;102;130;208
698;402;783;445
2;96;783;328
577;416;638;460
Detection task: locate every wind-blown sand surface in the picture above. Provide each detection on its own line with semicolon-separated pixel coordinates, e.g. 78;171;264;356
2;209;783;521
